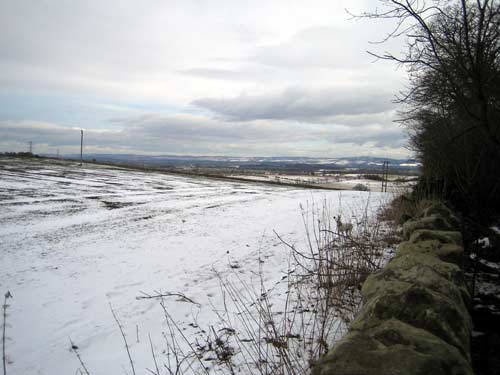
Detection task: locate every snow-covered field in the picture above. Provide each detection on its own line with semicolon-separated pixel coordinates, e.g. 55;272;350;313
0;158;388;375
228;173;415;192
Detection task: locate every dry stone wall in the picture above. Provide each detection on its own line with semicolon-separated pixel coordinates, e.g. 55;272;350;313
313;203;473;375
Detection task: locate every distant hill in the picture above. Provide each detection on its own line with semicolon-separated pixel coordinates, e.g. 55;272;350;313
59;153;420;174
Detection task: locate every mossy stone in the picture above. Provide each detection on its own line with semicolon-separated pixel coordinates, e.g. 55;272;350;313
403;214;455;240
409;229;463;246
353;281;472;359
362;254;470;310
391;252;466;286
419;203;460;228
397;240;464;265
313;319;472;375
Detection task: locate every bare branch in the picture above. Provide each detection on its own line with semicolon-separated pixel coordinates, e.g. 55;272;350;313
136;291;200;305
109;303;136;375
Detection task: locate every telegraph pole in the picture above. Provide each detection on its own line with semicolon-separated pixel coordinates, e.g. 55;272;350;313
28;141;32;154
381;161;390;192
80;130;83;166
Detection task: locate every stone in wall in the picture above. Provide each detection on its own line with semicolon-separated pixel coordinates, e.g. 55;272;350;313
354;273;471;359
409;229;463;246
397;240;465;269
313;319;472;375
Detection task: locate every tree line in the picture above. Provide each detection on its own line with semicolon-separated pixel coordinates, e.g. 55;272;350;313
363;0;500;225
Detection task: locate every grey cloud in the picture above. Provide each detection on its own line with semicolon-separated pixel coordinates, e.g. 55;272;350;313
177;64;286;83
0;121;129;148
1;112;407;157
178;68;252;81
117;113;406;148
322;123;406;147
0;0;410;159
0;1;172;73
252;26;369;70
178;26;382;84
113;114;312;142
0;122;85;145
325;111;398;126
192;86;396;122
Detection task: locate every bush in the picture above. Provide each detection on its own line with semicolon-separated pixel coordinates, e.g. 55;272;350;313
352;183;370;192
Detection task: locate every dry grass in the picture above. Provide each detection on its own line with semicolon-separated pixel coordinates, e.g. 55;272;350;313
2;292;12;375
66;197;397;375
378;189;438;226
150;197;394;375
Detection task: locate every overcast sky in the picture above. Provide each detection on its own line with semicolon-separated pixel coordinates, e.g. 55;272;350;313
0;0;411;158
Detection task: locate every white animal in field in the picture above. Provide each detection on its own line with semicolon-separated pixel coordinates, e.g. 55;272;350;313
334;216;353;237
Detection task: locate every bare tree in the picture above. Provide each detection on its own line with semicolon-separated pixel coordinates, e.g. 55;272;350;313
355;0;500;222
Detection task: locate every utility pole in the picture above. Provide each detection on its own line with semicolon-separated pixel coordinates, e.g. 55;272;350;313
80;130;83;166
381;161;390;192
28;141;32;154
56;149;60;159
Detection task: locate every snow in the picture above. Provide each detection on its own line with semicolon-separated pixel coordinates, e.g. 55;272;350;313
0;158;388;374
228;173;415;192
470;252;500;270
399;163;421;167
478;237;491;248
491;226;500;235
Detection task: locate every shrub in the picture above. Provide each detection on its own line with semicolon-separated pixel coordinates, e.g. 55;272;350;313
352;183;370;192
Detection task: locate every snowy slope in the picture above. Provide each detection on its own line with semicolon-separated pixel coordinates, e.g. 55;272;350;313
0;158;387;374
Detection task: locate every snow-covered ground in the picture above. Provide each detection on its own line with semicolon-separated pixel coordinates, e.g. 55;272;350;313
228;173;415;192
0;158;388;375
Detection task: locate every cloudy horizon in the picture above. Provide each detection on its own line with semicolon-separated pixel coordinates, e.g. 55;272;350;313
0;0;411;158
